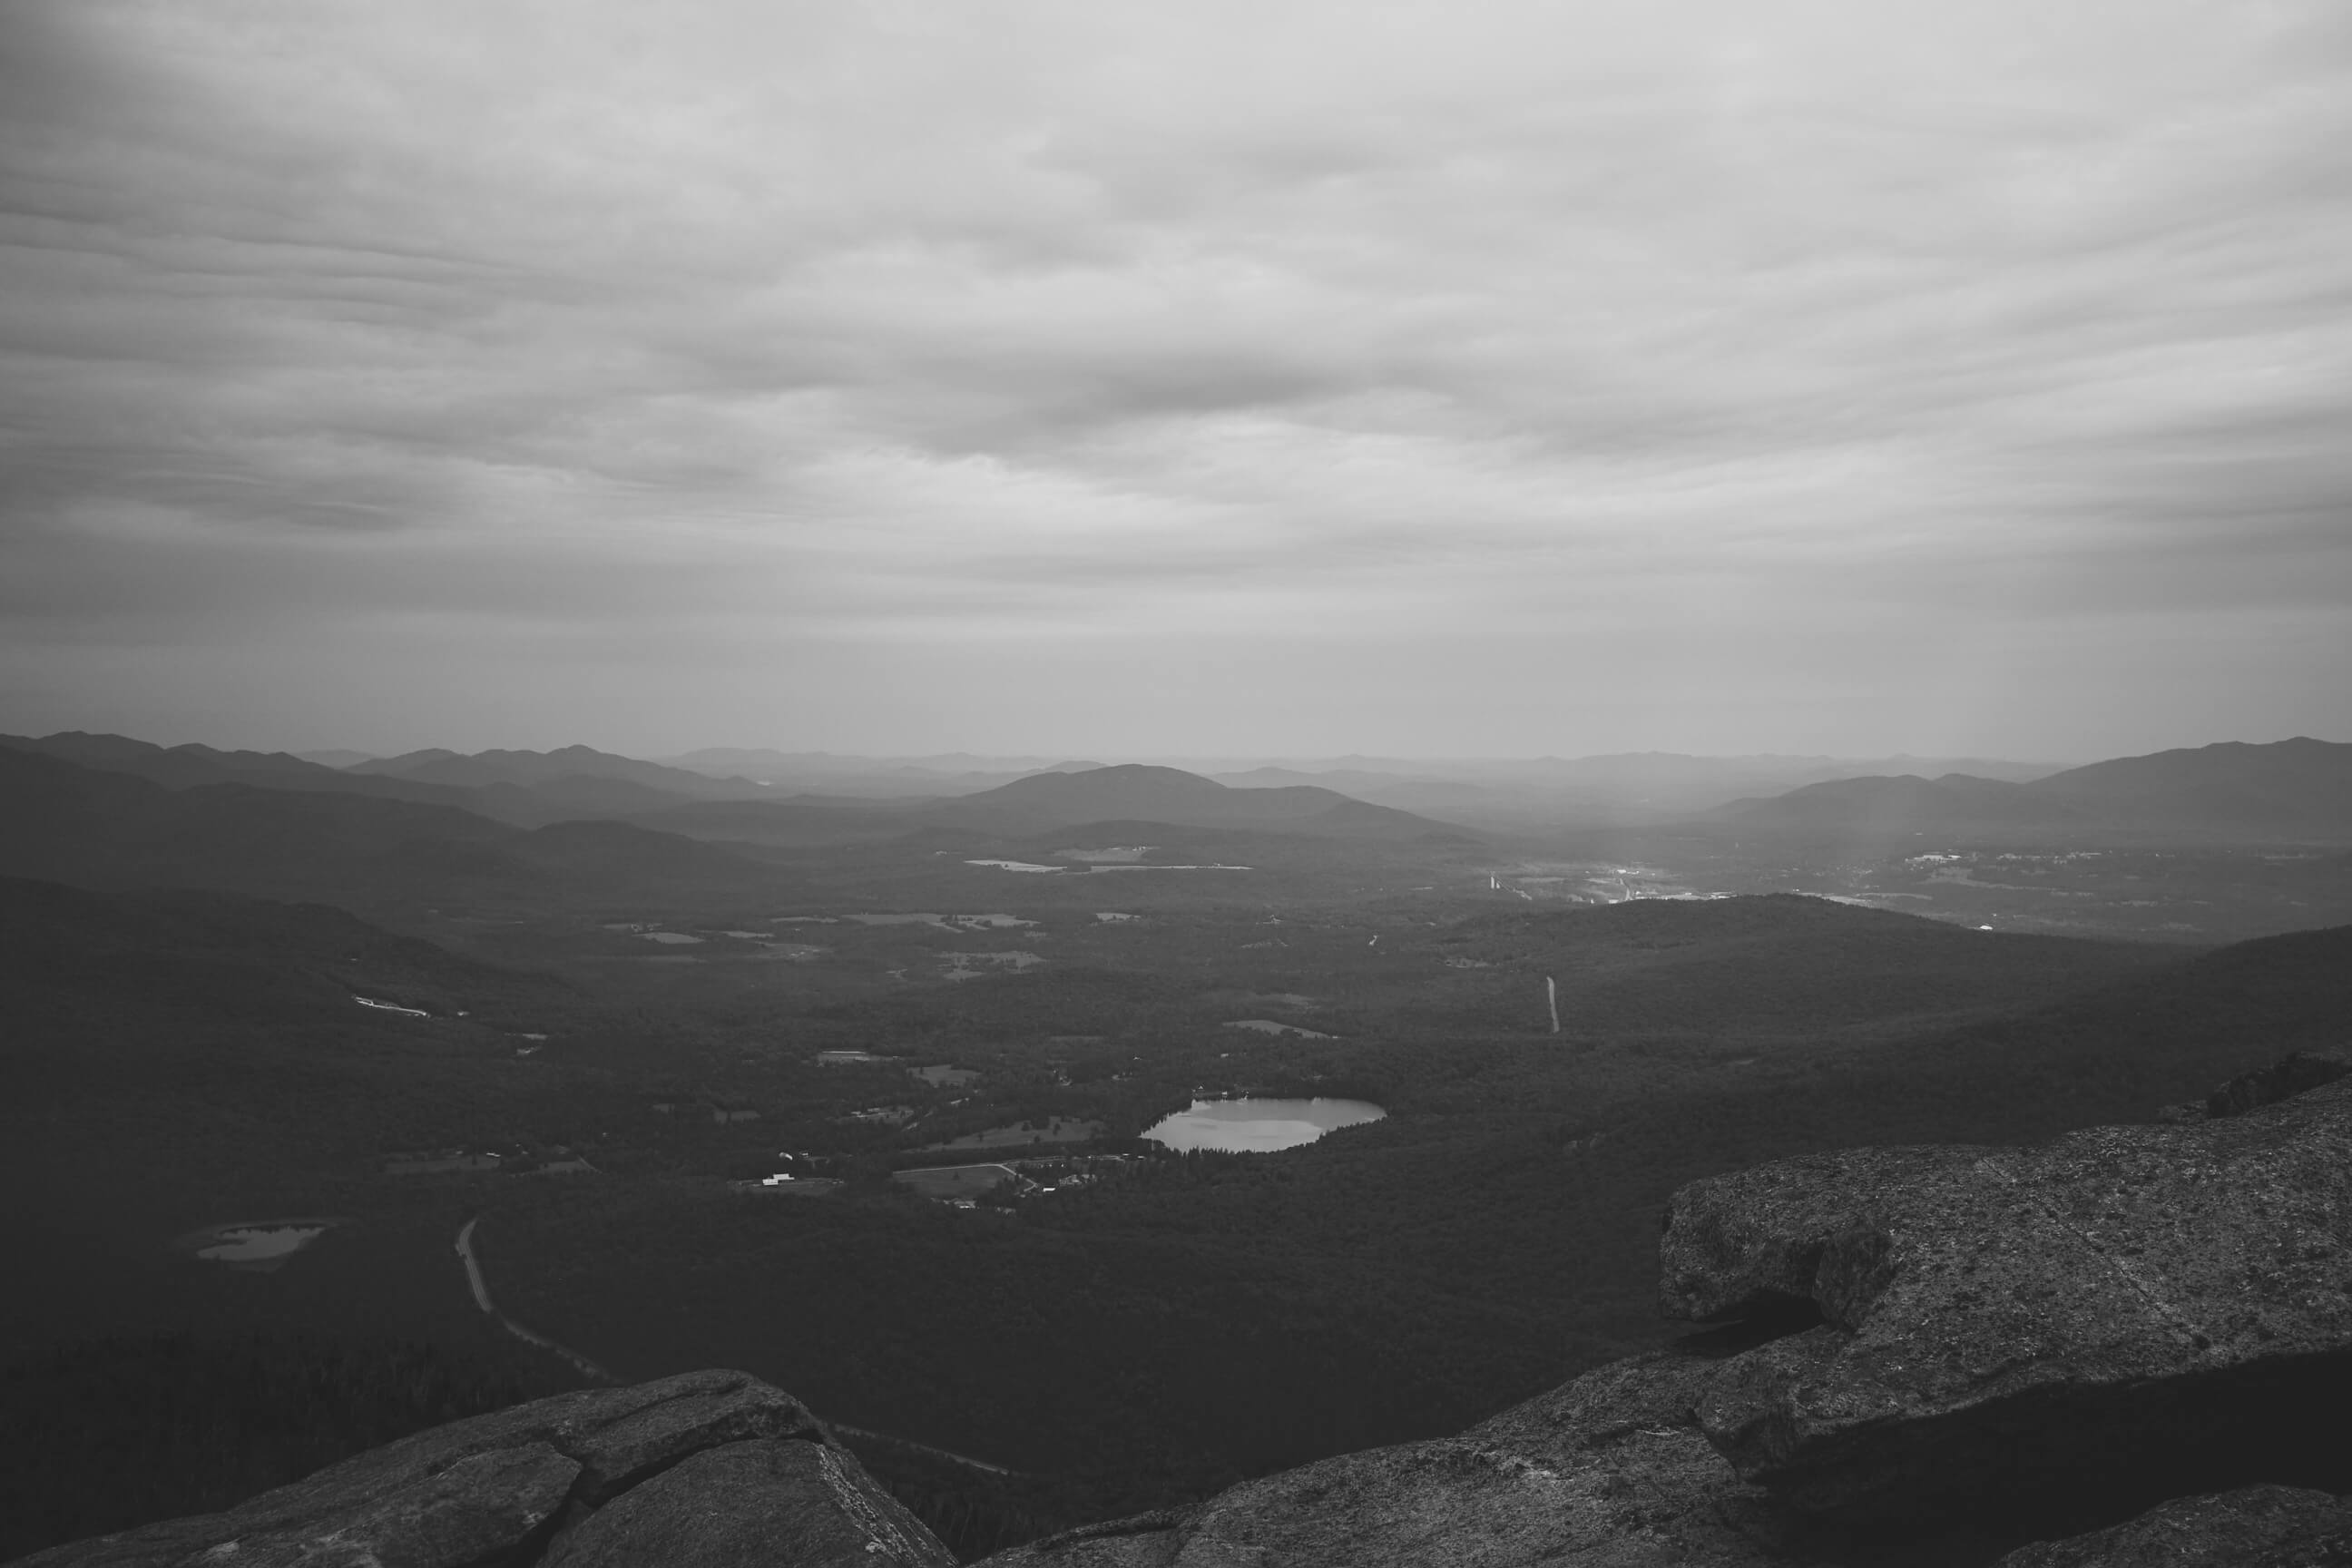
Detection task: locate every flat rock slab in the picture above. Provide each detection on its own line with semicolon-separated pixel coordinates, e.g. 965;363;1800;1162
544;1439;953;1568
15;1446;580;1568
977;1347;1780;1568
14;1370;869;1568
1994;1485;2352;1567
1660;1077;2352;1516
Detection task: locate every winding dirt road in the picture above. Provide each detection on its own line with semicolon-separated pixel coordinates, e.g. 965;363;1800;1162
454;1217;612;1382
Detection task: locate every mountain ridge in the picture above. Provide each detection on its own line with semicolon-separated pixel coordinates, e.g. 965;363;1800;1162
0;747;778;906
348;744;779;802
921;763;1478;841
1719;737;2352;838
0;732;485;812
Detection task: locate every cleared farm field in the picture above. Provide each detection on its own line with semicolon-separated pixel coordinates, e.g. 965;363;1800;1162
923;1117;1103;1151
892;1163;1020;1200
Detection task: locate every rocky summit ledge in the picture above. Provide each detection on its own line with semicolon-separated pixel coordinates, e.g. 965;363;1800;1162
973;1339;1784;1568
17;1051;2351;1568
1992;1485;2352;1567
10;1368;953;1568
1660;1048;2352;1524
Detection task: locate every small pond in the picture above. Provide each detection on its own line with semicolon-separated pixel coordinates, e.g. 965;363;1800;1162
178;1218;346;1272
1142;1098;1387;1153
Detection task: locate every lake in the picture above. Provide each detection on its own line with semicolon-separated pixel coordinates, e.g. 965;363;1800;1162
178;1218;345;1272
1142;1097;1387;1153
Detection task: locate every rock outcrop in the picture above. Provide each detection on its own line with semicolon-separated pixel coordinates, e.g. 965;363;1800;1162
543;1437;950;1568
2160;1046;2352;1123
17;1051;2350;1568
12;1369;953;1568
973;1339;1783;1568
1989;1485;2352;1567
1984;1485;2352;1568
1660;1066;2352;1523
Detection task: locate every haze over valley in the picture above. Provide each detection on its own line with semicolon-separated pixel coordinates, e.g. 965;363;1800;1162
5;0;2349;1560
4;723;2347;1557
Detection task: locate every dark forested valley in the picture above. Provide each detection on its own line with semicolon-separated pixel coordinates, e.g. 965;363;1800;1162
4;738;2347;1560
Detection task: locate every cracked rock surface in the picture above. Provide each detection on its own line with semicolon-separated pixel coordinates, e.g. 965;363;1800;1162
1661;1074;2352;1518
973;1344;1779;1568
10;1369;946;1568
1992;1484;2352;1566
543;1437;952;1568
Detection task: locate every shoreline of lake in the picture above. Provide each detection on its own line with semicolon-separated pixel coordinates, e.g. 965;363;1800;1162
1142;1097;1387;1153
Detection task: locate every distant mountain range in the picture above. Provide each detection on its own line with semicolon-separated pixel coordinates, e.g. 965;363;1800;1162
607;762;1480;848
0;743;1480;910
657;749;1108;795
348;744;778;802
1;731;483;809
0;873;577;1038
1718;739;2352;838
0;735;776;828
5;731;2342;901
0;746;775;906
643;748;2076;819
24;736;2100;826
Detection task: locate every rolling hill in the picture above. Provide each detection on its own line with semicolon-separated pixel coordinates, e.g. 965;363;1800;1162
1713;772;2089;834
1719;737;2352;838
1210;768;1499;817
655;750;1108;799
0;873;619;1404
0;748;779;907
349;745;778;802
0;874;580;1050
921;764;1478;840
622;796;932;848
0;732;481;811
617;763;1485;850
0;731;819;831
1436;893;2172;1036
2026;736;2352;834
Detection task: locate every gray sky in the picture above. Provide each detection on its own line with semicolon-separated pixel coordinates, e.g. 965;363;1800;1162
2;0;2347;760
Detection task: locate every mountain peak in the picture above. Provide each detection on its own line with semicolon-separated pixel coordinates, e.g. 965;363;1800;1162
930;760;1470;840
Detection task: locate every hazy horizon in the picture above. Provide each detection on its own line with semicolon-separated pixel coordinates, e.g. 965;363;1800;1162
25;723;2352;776
5;2;2348;759
0;711;2342;769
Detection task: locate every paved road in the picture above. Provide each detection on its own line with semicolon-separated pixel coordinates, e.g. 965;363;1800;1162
455;1217;1021;1477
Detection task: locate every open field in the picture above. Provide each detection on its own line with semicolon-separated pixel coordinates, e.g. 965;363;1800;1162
892;1163;1021;1200
922;1118;1106;1152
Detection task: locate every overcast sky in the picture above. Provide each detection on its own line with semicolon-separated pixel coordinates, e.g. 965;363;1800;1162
2;0;2347;760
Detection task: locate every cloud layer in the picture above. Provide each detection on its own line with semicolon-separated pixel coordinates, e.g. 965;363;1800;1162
3;0;2347;756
